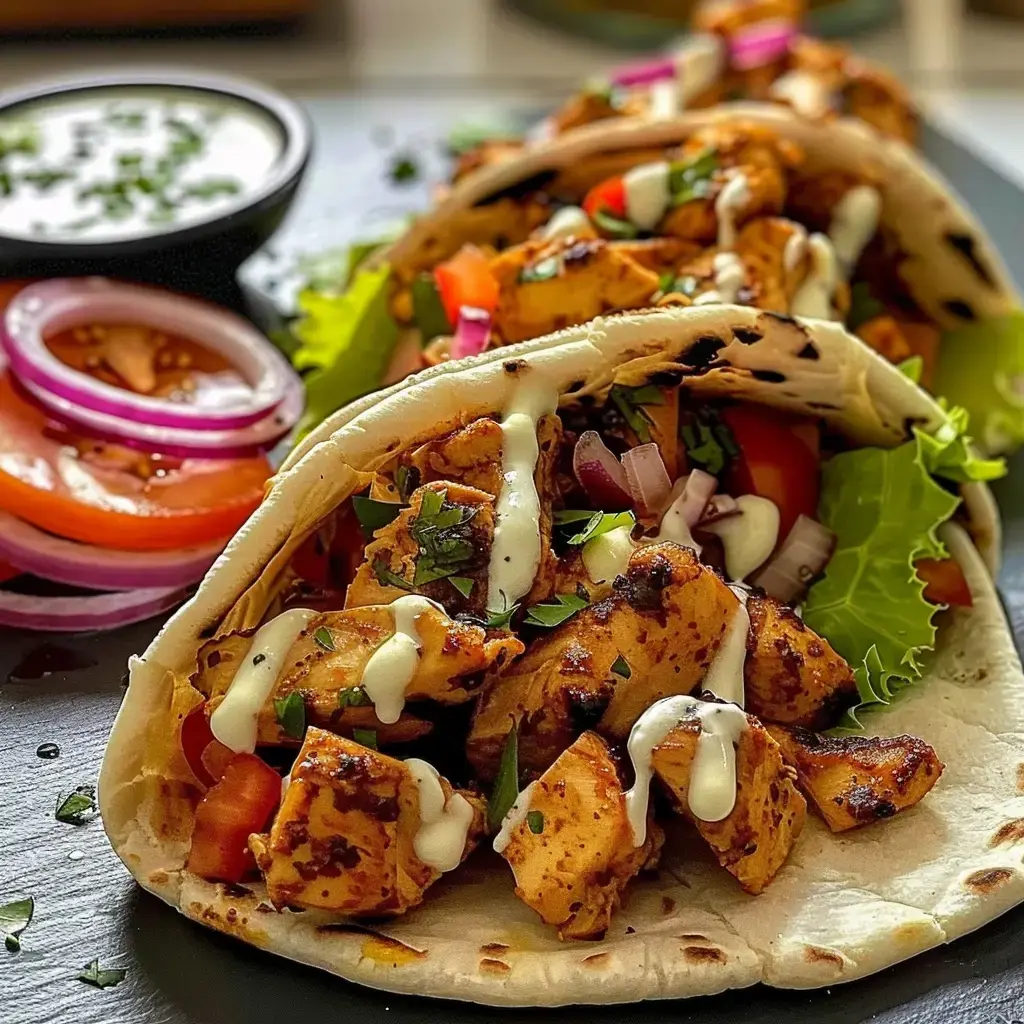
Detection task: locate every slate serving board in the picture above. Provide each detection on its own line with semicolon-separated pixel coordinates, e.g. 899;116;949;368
4;96;1024;1024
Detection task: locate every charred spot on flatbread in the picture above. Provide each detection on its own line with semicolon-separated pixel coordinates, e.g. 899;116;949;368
797;342;820;360
732;327;763;345
751;369;787;384
804;946;845;968
990;819;1024;847
479;958;511;974
944;232;996;288
964;867;1017;894
680;334;726;369
942;299;976;321
683;945;727;965
473;169;557;206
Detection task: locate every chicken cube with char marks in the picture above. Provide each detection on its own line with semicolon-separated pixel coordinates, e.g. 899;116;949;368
497;730;663;941
610;237;703;276
548;87;645;136
192;604;522;746
843;61;917;145
651;701;807;894
467;544;738;781
765;724;943;832
489;236;661;344
734;216;815;313
251;728;485;914
744;595;858;730
856;316;940;385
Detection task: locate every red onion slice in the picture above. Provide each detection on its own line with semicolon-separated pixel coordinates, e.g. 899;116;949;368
699;492;739;526
621;443;672;515
0;510;223;591
2;278;297;430
450;306;492;360
729;18;797;71
610;56;677;88
669;468;719;527
751;514;836;603
0;584;188;633
573;430;632;510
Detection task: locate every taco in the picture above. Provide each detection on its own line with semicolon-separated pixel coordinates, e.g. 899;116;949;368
294;105;1024;455
101;305;1020;1007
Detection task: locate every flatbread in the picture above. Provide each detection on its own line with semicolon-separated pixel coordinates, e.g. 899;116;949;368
100;306;1019;1006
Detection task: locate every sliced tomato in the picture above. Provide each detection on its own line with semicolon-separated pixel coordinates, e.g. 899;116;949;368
186;753;282;883
181;702;235;788
916;558;973;608
433;246;499;325
721;406;821;539
0;372;271;551
582;175;627;220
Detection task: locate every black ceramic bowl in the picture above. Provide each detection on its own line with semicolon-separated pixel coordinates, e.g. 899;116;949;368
0;68;312;294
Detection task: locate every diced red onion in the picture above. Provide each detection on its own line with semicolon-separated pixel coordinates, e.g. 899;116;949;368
729;19;797;71
450;306;491;360
750;514;836;603
621;443;672;514
2;277;297;430
573;430;633;510
0;584;188;633
610;57;677;88
0;510;223;591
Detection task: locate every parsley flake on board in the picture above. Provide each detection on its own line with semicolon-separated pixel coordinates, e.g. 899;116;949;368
527;810;545;834
610;384;665;443
409;489;477;586
55;785;97;826
388;152;420;185
487;723;520;830
555;509;636;547
77;960;127;990
273;692;306;740
353;728;378;750
0;897;33;952
313;626;336;652
352;494;406;538
524;592;589;628
338;686;372;708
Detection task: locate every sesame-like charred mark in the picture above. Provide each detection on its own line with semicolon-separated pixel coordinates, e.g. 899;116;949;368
732;327;762;345
681;335;725;369
683;945;727;964
964;867;1016;894
990;819;1024;847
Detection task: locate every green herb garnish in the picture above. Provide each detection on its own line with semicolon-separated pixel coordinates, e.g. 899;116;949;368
77;959;127;989
179;177;242;201
555;509;635;547
388;153;420;185
313;626;336;652
592;208;638;239
448;576;475;598
338;686;372;708
527;810;545;834
395;464;420;502
411;274;452;343
55;786;97;826
668;149;718;207
373;559;415;591
611;654;631;678
0;897;33;953
273;692;306;740
657;270;675;294
519;256;561;284
897;355;924;384
610;383;665;443
680;409;737;476
487;723;519;830
352;494;406;538
410;489;477;586
353;728;378;750
524;592;589;628
485;598;520;630
848;281;886;332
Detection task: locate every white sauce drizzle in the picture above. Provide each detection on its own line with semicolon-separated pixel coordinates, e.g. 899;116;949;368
649;79;680;120
701;586;750;707
492;781;538;855
543;204;591;241
405;757;475;872
652;489;702;554
693;251;745;307
209;608;318;754
487;380;559;612
361;595;447;724
700;494;779;581
582;523;635;585
675;32;726;107
624;695;748;844
783;225;809;274
790;232;839;320
714;172;751;251
829;185;881;279
770;69;832;119
622;160;671;232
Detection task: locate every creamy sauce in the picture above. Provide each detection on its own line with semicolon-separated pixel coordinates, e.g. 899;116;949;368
783;225;808;274
210;608;318;753
770;70;832;119
790;233;839;320
701;586;750;707
624;695;748;844
582;523;636;585
649;79;680;120
623;160;670;231
492;780;538;855
405;757;475;872
652;488;702;554
361;595;445;725
487;381;558;612
715;172;751;251
700;494;779;581
829;185;881;278
694;251;745;306
543;204;591;241
675;33;727;107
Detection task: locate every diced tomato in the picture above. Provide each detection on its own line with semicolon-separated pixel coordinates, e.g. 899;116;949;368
433;246;500;325
916;558;973;608
181;702;234;787
186;753;282;883
582;175;627;220
721;406;821;539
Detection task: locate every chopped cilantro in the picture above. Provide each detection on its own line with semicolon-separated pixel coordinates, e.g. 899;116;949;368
338;686;372;708
897;355;924;384
0;897;33;952
352;494;406;538
610;383;665;443
273;692;306;740
77;959;127;989
353;728;378;750
485;598;520;630
395;464;421;502
410;489;477;586
487;723;519;830
373;559;415;591
527;810;545;834
592;208;638;239
55;785;97;826
555;509;636;546
388;152;420;185
848;281;886;331
611;654;631;678
313;626;336;652
680;409;737;476
524;592;589;628
448;576;475;598
668;149;718;207
411;274;452;343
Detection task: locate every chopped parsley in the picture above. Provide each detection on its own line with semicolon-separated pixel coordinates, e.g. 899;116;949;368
0;897;33;952
485;597;520;630
527;810;545;834
55;785;97;826
373;559;415;591
848;281;886;331
555;509;635;547
352;494;406;538
524;592;589;628
668;149;718;207
77;959;127;989
610;383;665;443
273;692;306;740
657;270;675;294
338;686;372;708
897;355;924;384
675;274;700;298
448;575;475;599
313;626;336;652
592;208;638;239
353;728;378;750
388;153;420;185
409;489;478;586
411;274;452;343
611;654;632;678
680;409;737;477
487;723;519;830
519;256;561;284
395;464;421;502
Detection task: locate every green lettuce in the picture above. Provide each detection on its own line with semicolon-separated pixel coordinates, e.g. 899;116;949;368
292;264;399;440
934;311;1024;454
803;409;1005;731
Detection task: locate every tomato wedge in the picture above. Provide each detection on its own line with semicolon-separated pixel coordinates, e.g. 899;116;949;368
721;406;821;539
0;372;270;550
916;558;973;608
433;246;499;326
186;753;281;883
181;702;235;787
582;175;628;220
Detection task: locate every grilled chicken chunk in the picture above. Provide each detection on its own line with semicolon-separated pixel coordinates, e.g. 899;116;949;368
651;702;806;894
497;730;663;940
489;236;660;344
765;724;943;832
251;728;485;913
467;544;738;780
856;316;940;386
744;595;858;730
193;605;522;746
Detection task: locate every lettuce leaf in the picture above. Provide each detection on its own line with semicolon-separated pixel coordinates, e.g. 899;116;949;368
803;409;1005;731
934;311;1024;454
292;264;399;440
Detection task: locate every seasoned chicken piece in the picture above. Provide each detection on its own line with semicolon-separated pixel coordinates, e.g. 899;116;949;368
735;216;810;312
346;481;495;615
451;140;524;183
489;236;660;343
744;595;857;730
786;34;849;93
785;169;872;235
612;237;703;276
766;724;943;832
497;730;663;940
856;316;940;385
251;728;485;913
549;88;643;135
551;147;670;204
467;544;738;780
652;702;806;893
843;62;917;144
194;604;522;746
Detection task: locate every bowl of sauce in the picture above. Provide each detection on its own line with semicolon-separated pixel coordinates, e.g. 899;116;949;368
0;70;311;285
